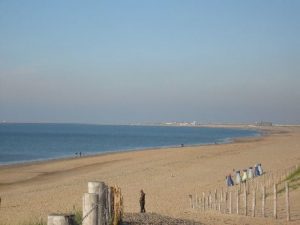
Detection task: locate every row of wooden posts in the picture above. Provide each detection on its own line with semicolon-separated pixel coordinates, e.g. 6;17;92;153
47;181;123;225
189;165;298;221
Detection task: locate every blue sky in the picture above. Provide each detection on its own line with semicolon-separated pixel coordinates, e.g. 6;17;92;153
0;1;299;124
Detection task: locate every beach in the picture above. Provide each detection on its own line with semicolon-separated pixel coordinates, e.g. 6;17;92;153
0;125;300;225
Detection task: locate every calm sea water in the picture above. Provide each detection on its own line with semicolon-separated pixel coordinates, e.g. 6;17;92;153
0;123;259;165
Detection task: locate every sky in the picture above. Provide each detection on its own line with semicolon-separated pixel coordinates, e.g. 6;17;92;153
0;0;300;124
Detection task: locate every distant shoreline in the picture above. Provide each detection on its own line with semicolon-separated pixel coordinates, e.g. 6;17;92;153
0;125;262;168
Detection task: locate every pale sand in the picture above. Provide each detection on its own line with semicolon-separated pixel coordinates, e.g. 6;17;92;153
0;125;300;225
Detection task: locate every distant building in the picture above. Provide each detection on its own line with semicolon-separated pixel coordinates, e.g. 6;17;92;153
191;121;198;126
256;121;272;126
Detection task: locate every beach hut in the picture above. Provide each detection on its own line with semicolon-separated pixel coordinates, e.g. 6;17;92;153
254;164;260;176
248;167;254;179
242;170;248;182
258;163;263;175
226;174;234;187
235;170;241;184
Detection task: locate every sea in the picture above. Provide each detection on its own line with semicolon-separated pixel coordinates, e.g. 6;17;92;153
0;123;260;165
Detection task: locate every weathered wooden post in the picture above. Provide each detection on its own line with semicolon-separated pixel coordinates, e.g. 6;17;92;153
202;192;205;211
207;195;209;209
88;181;107;225
107;187;112;223
262;185;265;217
209;192;212;209
252;188;256;217
83;193;98;225
244;183;247;216
286;182;290;221
214;189;217;210
236;189;239;215
218;192;221;212
229;191;232;214
273;183;277;219
48;214;75;225
189;194;193;209
200;197;203;211
224;191;228;213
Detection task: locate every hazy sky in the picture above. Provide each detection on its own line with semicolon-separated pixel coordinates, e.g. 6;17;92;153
0;1;299;124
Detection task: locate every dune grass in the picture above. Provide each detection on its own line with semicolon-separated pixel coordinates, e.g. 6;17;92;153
277;166;300;194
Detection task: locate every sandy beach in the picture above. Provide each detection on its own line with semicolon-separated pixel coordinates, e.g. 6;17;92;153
0;125;300;225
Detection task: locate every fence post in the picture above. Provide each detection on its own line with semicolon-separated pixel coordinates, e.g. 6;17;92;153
244;183;247;216
107;187;112;223
202;192;205;211
206;195;209;209
189;195;193;209
262;186;265;217
209;192;212;209
236;189;239;215
229;191;232;214
47;214;75;225
252;188;256;217
88;181;107;225
218;191;221;212
225;191;228;213
214;189;217;210
273;183;277;219
83;193;98;225
286;182;290;221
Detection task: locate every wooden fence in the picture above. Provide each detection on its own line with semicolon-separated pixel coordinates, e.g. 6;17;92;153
189;165;298;222
47;181;123;225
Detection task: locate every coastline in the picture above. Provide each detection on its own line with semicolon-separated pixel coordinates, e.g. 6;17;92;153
0;125;262;168
1;125;299;225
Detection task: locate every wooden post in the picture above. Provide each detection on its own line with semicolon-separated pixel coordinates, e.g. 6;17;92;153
236;189;239;215
209;192;212;209
202;192;205;211
189;195;193;209
200;197;203;211
83;193;98;225
262;186;265;217
88;181;106;225
225;191;228;213
107;187;112;223
229;191;232;214
214;189;217;210
207;195;209;209
218;193;221;212
47;214;75;225
244;183;247;216
273;183;277;219
252;189;256;217
221;188;223;203
286;182;290;221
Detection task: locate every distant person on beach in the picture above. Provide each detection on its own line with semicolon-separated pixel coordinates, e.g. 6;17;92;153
79;152;82;157
139;189;146;213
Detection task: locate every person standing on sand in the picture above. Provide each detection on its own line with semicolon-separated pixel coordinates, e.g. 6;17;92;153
139;189;146;213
